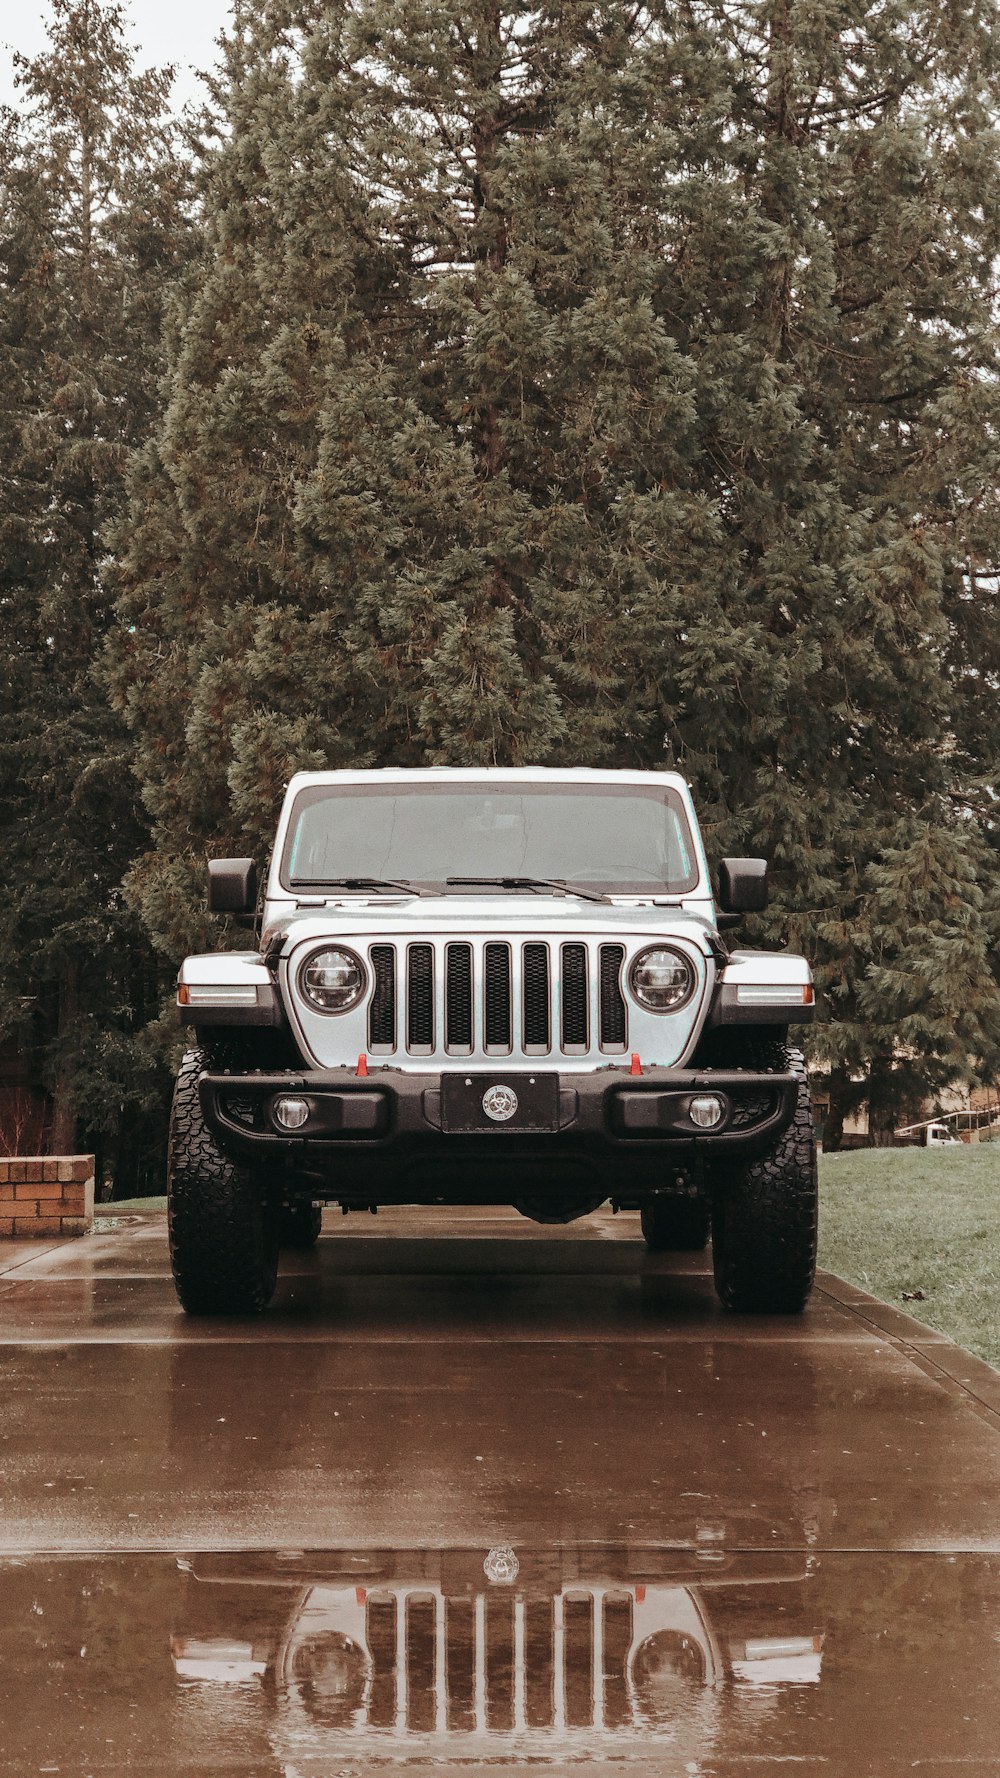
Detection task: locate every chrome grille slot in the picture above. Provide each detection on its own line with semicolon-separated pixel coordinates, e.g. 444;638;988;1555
525;1596;555;1727
560;944;589;1052
485;1593;515;1731
365;1595;397;1727
522;943;550;1053
602;1593;633;1727
563;1593;594;1727
484;944;512;1053
445;944;473;1052
599;944;627;1051
446;1598;475;1730
368;945;396;1052
407;944;434;1053
406;1595;436;1732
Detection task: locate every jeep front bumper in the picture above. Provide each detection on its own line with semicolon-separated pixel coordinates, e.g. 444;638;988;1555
200;1065;798;1168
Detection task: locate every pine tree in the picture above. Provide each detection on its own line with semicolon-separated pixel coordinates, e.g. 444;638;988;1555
111;1;376;939
111;0;737;938
0;1;189;1176
648;0;1000;1130
111;0;1000;1127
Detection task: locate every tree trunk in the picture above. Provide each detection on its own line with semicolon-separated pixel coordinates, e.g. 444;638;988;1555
763;0;795;359
48;962;79;1153
823;1067;852;1152
470;4;507;480
867;1058;900;1147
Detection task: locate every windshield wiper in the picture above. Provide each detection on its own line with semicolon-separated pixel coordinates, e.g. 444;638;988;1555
290;876;428;898
446;876;612;905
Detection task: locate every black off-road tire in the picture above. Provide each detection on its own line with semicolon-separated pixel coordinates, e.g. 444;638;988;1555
167;1049;280;1315
279;1201;323;1249
641;1196;711;1252
708;1042;817;1314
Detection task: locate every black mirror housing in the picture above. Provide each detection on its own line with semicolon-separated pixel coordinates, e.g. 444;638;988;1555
208;857;257;916
718;857;768;915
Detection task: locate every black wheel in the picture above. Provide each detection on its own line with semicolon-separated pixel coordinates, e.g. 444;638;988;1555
708;1043;817;1313
641;1196;711;1251
167;1049;279;1314
279;1201;323;1249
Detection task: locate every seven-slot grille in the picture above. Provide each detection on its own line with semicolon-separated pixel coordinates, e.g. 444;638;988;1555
360;1587;636;1734
366;941;629;1058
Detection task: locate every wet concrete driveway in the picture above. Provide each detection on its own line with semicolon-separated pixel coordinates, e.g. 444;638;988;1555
2;1206;999;1775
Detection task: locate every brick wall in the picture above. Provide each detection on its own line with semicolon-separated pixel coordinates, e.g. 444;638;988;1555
0;1156;95;1238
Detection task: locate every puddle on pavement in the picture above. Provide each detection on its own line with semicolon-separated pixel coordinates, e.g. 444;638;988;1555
6;1334;1000;1556
3;1545;999;1774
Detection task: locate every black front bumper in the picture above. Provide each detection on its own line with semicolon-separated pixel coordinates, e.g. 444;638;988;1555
201;1064;798;1183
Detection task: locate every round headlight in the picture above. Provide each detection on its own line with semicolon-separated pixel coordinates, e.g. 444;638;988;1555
629;947;696;1013
299;947;367;1014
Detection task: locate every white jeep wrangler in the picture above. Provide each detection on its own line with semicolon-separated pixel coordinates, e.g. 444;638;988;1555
170;768;816;1314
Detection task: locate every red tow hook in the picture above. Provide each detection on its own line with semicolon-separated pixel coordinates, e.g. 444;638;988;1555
356;1053;369;1077
629;1052;643;1076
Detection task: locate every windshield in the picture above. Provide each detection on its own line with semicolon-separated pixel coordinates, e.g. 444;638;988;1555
280;782;700;895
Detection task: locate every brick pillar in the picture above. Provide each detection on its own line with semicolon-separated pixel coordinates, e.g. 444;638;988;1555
0;1156;96;1237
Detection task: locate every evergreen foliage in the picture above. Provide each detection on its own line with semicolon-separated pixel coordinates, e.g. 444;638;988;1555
0;0;189;1177
100;1;1000;1127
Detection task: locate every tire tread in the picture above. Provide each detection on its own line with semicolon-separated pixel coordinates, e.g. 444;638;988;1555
709;1041;817;1314
168;1049;279;1315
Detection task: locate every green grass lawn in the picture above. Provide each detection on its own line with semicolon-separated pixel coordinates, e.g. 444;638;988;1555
819;1145;1000;1367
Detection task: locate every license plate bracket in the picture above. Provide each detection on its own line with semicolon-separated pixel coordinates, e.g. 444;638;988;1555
441;1072;560;1134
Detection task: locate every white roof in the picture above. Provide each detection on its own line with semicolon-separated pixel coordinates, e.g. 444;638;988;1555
286;766;690;791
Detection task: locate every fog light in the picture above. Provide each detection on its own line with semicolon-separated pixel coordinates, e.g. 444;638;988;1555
273;1096;310;1131
689;1094;725;1130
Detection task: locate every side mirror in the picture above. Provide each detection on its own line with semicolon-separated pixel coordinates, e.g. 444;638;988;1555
718;857;768;916
208;858;257;916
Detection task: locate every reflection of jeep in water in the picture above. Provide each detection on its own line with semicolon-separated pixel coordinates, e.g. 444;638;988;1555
171;1547;824;1763
171;769;816;1314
